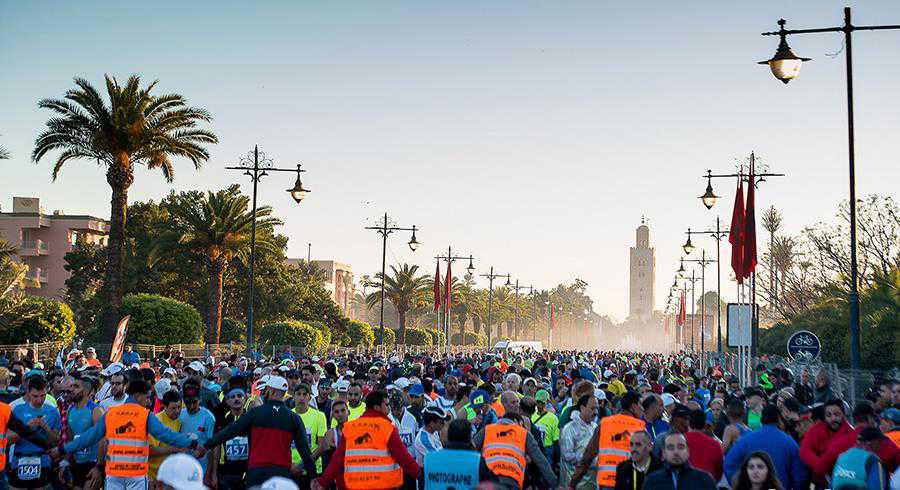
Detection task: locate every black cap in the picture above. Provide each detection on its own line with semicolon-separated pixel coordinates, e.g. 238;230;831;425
858;427;888;442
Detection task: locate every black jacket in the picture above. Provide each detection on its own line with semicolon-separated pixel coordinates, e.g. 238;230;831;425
614;456;662;490
643;462;717;490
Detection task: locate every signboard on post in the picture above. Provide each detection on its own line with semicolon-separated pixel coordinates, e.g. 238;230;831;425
787;330;821;362
109;315;130;363
727;303;754;348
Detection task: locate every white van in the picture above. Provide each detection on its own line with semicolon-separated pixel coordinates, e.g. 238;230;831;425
492;340;544;354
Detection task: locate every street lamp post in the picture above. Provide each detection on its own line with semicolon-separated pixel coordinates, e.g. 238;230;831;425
225;145;309;355
682;251;716;367
684;223;728;352
480;267;510;348
758;8;900;371
434;246;475;347
700;154;784;356
365;214;420;346
509;279;533;340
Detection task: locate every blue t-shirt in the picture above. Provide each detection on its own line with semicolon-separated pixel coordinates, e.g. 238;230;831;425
179;407;215;471
67;402;99;464
12;401;61;468
122;351;140;365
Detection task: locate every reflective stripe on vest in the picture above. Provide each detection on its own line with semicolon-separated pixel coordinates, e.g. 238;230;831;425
596;414;645;488
0;403;10;472
104;404;150;478
482;424;527;488
424;449;481;490
341;416;403;489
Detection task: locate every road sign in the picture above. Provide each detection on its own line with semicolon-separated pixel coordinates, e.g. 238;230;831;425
787;330;821;362
727;303;755;347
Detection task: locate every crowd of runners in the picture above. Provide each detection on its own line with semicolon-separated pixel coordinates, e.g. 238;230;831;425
0;344;895;490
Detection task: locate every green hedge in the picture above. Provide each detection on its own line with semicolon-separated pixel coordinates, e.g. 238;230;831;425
257;320;327;355
402;327;432;346
0;297;77;344
423;328;446;345
121;294;204;344
378;327;395;345
347;321;376;347
450;331;488;346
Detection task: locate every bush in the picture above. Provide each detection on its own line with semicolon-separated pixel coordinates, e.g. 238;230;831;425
0;297;77;344
378;327;395;345
347;321;375;347
402;327;432;346
219;317;245;343
423;328;446;346
257;320;327;355
119;294;204;344
450;331;489;347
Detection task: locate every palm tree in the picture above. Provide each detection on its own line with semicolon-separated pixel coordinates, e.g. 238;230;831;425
152;186;280;343
762;206;783;309
365;264;429;343
0;133;9;160
33;75;217;338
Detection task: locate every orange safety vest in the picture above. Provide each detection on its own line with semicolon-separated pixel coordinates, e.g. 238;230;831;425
342;415;403;489
596;414;645;488
888;430;900;447
104;404;150;478
482;423;527;488
0;403;10;471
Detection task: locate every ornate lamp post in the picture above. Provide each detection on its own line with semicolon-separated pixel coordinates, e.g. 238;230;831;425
365;214;420;345
684;219;728;352
480;267;510;348
434;246;476;347
226;146;309;354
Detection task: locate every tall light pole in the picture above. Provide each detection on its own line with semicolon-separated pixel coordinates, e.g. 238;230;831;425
434;246;475;346
480;267;510;348
226;146;309;354
758;8;900;370
364;214;420;345
700;154;784;356
509;279;533;340
684;219;729;353
682;251;716;366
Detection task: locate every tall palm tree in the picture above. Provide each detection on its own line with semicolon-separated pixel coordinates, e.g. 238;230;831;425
33;75;217;338
0;133;9;160
152;186;280;343
365;264;429;343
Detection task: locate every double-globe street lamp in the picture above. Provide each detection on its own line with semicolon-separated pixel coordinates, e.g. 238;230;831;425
683;220;728;353
699;154;783;356
480;267;511;348
508;279;534;340
676;260;699;351
365;214;420;346
758;7;900;371
226;146;310;354
434;246;475;347
681;252;716;367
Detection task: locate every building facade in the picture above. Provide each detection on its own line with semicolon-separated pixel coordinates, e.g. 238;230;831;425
0;197;108;298
628;218;656;321
284;258;354;315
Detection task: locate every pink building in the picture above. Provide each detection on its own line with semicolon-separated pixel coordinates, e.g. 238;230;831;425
284;258;354;314
0;197;108;298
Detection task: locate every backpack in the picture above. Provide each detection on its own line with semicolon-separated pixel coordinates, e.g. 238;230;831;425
831;447;878;490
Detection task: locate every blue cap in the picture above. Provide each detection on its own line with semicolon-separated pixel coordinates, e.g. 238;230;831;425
469;389;489;408
408;384;424;396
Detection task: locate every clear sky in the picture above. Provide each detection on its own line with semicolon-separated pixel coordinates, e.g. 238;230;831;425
2;1;899;321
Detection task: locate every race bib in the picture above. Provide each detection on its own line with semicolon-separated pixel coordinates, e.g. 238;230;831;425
400;432;414;448
17;456;41;481
224;437;249;461
306;427;313;445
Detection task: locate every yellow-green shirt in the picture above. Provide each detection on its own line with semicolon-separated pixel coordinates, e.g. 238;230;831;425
531;410;560;447
331;402;366;428
292;406;327;473
149;412;181;479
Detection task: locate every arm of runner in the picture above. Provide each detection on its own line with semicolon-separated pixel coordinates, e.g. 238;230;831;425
148;412;196;448
204;409;253;449
387;425;421;478
62;413;107;454
8;412;52;449
525;430;557;488
316;430;347;487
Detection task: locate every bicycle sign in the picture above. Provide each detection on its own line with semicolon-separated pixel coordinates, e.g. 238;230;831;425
787;330;821;362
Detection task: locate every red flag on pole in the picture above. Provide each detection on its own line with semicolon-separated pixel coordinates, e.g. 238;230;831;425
444;261;453;312
729;176;746;283
550;304;556;330
743;163;757;279
678;292;686;326
433;262;442;313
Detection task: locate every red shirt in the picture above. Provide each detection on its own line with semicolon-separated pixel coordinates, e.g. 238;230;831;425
684;430;723;481
317;409;421;490
799;420;853;484
819;425;900;476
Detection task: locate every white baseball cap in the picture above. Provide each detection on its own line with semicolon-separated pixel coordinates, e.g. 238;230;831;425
334;379;351;393
157;454;205;490
594;389;607;401
163;367;177;377
265;375;289;392
101;362;124;377
260;477;298;490
661;393;676;406
187;361;206;375
393;377;411;390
